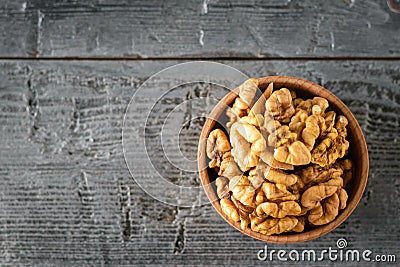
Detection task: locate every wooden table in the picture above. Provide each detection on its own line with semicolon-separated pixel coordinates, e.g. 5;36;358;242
0;0;399;265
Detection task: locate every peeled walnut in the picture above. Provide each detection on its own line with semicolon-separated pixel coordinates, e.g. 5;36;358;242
266;88;295;123
301;176;343;209
323;175;343;188
239;115;282;171
267;122;312;166
302;105;326;150
219;152;242;179
239;210;251;230
299;206;311;216
334;115;350;155
333;159;354;188
336;115;348;137
207;129;231;168
254;188;268;205
266;168;298;187
312;97;329;114
239;78;259;106
268;123;297;148
215;177;230;199
263;116;279;135
268;120;312;166
258;147;295;171
291;216;306;232
303;173;344;226
229;176;256;207
220;198;240;222
256;201;301;218
261;182;297;201
226;98;249;130
239;114;264;128
230;121;266;171
308;192;339;226
311;115;349;167
231;195;255;214
257;120;295;172
226;78;259;130
231;196;254;230
248;155;297;187
251;216;298;235
249;214;265;232
323;111;336;136
270;159;295;170
274;141;311;166
293;98;312;113
310;130;338;167
248;161;269;189
289;98;327;136
298;164;343;187
332;115;350;159
289;109;308;136
338;188;348;210
230;196;253;230
250;82;273;116
293;97;328;115
287;176;305;198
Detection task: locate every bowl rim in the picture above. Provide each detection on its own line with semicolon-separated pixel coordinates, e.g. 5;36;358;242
197;76;369;244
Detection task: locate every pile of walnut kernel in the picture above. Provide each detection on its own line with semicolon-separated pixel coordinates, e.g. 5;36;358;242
206;78;354;235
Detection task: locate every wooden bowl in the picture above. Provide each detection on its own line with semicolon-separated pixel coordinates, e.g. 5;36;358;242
197;76;369;244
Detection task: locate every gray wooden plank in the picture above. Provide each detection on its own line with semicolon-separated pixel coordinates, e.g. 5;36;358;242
0;60;399;266
0;0;400;58
0;0;33;56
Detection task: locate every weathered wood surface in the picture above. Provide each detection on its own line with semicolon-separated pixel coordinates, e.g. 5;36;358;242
0;60;399;266
0;0;399;58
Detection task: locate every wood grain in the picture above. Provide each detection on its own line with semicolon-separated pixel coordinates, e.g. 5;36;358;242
0;60;399;265
0;0;399;58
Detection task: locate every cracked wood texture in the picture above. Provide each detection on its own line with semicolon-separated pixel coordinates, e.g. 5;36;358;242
0;60;399;266
0;0;400;265
0;0;399;58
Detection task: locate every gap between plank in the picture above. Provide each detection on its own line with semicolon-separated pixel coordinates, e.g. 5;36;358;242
0;56;399;61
